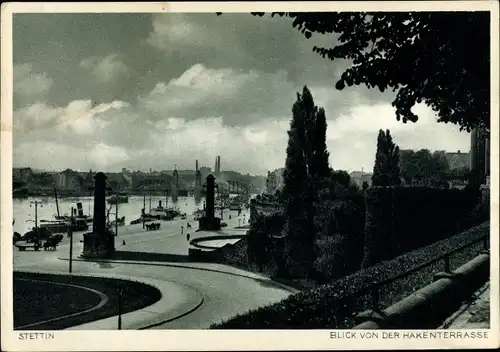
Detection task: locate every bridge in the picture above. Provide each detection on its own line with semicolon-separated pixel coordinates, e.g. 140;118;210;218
217;180;251;195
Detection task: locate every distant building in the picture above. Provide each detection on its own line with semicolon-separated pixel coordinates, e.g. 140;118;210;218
57;169;80;189
266;168;285;194
349;170;373;188
13;167;33;183
445;150;470;170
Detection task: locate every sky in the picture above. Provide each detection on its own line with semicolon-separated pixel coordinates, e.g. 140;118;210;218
12;13;471;175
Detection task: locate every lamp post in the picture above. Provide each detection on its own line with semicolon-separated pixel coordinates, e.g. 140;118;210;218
68;207;74;274
143;194;146;229
115;201;118;237
117;288;123;330
29;200;43;245
29;200;42;232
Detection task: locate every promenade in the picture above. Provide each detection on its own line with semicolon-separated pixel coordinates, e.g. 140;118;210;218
13;209;296;329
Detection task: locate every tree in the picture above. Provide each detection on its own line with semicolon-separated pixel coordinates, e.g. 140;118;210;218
297;86;331;188
399;148;451;186
281;86;333;272
282;93;315;268
372;129;401;187
245;12;489;132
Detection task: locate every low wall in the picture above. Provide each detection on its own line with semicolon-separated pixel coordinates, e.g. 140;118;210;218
211;222;489;329
189;235;248;266
354;252;490;329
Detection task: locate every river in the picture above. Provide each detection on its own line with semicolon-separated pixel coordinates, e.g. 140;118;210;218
13;195;207;235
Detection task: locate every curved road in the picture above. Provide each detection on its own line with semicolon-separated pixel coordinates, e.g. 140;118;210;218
13;210;294;329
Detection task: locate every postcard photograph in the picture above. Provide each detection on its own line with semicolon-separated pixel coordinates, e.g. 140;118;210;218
1;1;499;351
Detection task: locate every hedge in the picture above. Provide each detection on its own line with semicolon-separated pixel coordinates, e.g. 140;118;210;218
211;222;489;329
362;186;480;268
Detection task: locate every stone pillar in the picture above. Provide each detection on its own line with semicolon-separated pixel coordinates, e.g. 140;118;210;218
92;172;107;235
205;174;215;220
198;174;221;231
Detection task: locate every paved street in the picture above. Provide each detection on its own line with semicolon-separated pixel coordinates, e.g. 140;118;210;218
13;209;295;329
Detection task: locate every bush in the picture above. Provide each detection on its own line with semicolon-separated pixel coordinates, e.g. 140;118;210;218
313;180;366;282
211;222;489;329
362;186;480;268
247;213;286;272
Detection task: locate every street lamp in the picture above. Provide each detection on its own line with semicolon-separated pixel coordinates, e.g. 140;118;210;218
68;207;74;274
117;288;123;330
29;200;43;232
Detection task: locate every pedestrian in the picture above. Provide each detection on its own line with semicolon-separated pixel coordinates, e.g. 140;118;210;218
186;233;191;242
122;240;126;246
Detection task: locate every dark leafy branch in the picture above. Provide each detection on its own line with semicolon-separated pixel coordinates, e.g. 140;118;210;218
217;12;490;132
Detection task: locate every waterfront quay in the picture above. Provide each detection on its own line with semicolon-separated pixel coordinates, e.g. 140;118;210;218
13;193;293;330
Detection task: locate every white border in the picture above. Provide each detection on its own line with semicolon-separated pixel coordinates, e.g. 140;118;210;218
1;2;499;351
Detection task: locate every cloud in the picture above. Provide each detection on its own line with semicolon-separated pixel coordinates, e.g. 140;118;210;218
14;99;130;137
13;88;471;175
79;54;131;82
13;140;130;172
137;63;383;127
14;63;53;106
324;103;471;172
146;14;218;52
12;14;472;176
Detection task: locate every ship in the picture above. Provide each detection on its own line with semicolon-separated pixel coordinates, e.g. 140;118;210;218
39;217;89;233
145;200;179;221
107;195;129;204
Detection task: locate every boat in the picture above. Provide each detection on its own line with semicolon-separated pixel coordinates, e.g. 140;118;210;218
108;195;129;204
145;200;179;221
40;218;89;233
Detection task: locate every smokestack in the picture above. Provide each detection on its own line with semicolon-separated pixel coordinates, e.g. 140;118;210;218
77;202;84;217
196;160;199;171
217;156;221;174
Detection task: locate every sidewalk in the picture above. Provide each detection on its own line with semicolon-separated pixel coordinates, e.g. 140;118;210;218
21;270;204;330
440;282;491;329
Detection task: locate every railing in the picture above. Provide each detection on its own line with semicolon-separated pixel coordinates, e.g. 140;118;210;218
336;229;490;328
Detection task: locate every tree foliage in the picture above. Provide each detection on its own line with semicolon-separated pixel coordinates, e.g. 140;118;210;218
399;149;451;186
372;129;401;186
246;12;490;132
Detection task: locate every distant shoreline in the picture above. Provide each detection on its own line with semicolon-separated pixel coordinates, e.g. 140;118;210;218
13;190;203;199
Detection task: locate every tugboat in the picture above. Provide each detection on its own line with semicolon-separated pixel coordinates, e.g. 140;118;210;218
146;200;178;220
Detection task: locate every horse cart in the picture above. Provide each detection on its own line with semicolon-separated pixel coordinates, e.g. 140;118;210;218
15;241;42;251
15;234;64;252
